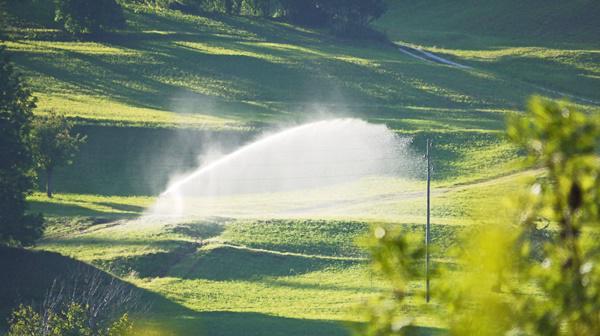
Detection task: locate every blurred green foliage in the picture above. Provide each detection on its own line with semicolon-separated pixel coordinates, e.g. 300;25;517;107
363;98;600;335
505;98;600;335
8;303;133;336
356;227;424;336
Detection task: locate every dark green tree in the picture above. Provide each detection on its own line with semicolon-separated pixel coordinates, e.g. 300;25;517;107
31;111;86;198
278;0;386;34
54;0;126;36
0;0;7;38
0;46;44;246
322;0;387;35
278;0;327;25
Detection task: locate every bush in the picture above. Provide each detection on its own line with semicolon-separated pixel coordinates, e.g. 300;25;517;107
8;303;133;336
54;0;126;35
279;0;387;34
7;266;143;336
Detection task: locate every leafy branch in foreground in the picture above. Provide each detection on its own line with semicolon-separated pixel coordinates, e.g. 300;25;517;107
505;97;600;335
447;98;600;335
356;227;424;336
361;97;600;335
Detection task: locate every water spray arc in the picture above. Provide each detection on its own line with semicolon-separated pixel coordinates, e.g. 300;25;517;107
147;118;418;219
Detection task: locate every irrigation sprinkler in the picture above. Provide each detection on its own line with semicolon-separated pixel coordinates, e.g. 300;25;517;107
426;138;432;303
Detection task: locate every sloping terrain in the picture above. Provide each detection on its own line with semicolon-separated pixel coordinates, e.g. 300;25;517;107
1;0;598;335
19;169;531;334
5;1;588;195
376;0;600;105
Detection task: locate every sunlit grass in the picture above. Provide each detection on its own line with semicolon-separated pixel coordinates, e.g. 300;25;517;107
7;0;597;133
376;1;600;104
6;1;598;334
33;93;247;129
31;169;534;334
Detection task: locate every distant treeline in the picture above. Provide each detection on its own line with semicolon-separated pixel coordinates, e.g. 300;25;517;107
129;0;387;36
3;0;387;39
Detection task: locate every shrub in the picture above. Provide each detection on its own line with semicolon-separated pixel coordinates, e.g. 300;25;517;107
8;303;133;336
8;268;143;336
54;0;126;35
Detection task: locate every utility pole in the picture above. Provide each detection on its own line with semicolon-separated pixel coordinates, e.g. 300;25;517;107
426;138;432;303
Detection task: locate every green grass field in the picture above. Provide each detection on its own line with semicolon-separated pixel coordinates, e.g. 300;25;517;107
1;0;599;334
375;0;600;105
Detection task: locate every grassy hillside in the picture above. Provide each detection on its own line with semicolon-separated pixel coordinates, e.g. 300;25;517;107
4;4;537;130
376;0;600;104
3;1;555;195
22;169;527;334
1;0;597;335
378;0;600;45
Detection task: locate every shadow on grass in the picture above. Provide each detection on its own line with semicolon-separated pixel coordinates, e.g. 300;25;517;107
0;246;177;330
94;202;146;213
35;125;252;196
28;200;138;218
70;236;362;280
0;247;449;336
171;245;361;280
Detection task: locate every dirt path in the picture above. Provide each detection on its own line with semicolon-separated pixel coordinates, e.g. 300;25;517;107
397;44;471;69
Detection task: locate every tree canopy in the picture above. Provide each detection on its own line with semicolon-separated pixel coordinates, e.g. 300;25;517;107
31;112;86;198
0;47;43;246
54;0;126;35
280;0;386;31
150;0;387;36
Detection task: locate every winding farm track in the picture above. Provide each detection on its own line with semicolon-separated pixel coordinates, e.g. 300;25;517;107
281;169;541;216
62;170;540;238
397;44;471;69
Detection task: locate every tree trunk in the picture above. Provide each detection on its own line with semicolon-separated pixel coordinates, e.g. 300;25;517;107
46;168;53;198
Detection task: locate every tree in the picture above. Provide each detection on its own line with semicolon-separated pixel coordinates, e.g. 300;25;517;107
0;46;44;246
0;0;7;39
321;0;387;35
278;0;329;26
54;0;126;36
31;112;86;198
278;0;386;34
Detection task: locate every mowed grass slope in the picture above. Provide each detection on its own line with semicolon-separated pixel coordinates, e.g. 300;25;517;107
4;1;550;196
376;0;600;104
25;168;532;334
2;1;597;335
6;0;587;132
